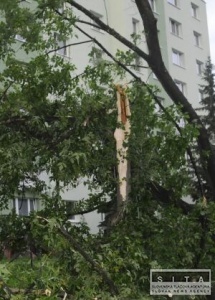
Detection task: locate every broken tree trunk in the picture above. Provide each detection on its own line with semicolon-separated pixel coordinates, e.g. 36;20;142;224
112;85;131;224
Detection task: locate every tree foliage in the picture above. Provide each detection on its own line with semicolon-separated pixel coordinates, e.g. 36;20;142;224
198;58;215;141
0;0;215;299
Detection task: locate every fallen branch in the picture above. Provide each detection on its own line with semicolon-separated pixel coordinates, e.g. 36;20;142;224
58;227;119;296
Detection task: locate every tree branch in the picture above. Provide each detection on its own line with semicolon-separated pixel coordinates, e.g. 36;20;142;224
46;40;92;55
58;227;119;296
67;0;215;198
77;26;203;195
148;181;194;214
0;81;14;101
71;24;204;199
67;0;150;62
74;24;141;81
138;84;205;197
0;115;75;126
76;19;102;30
134;0;215;198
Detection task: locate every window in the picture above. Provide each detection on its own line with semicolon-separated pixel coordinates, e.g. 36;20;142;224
196;60;204;75
90;11;103;32
168;0;177;6
132;18;139;35
134;54;141;71
170;19;181;37
175;80;186;94
172;49;184;67
13;198;37;216
65;200;77;221
149;0;156;11
101;213;105;221
198;89;204;102
15;34;26;42
194;31;201;47
92;47;103;65
55;34;67;56
191;3;199;19
56;40;66;56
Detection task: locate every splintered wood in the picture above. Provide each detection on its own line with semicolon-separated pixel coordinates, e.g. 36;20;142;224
114;85;131;203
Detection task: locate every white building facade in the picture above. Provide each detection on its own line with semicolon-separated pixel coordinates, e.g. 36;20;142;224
0;0;211;232
68;0;210;107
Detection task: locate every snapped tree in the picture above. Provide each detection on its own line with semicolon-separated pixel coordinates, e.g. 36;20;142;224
0;0;215;299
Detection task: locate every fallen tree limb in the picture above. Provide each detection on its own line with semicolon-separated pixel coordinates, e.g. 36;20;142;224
58;227;119;296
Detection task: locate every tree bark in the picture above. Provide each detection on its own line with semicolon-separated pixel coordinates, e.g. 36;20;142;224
68;0;215;199
135;0;215;198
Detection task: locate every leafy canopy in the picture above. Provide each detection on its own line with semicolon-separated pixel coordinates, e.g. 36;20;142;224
0;1;214;299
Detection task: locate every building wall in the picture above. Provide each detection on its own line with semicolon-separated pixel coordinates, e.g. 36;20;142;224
162;0;210;107
0;0;211;232
70;0;210;107
1;0;209;104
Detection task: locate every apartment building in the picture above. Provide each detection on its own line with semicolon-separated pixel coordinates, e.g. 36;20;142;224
68;0;210;107
149;0;210;107
0;0;211;232
55;0;210;222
